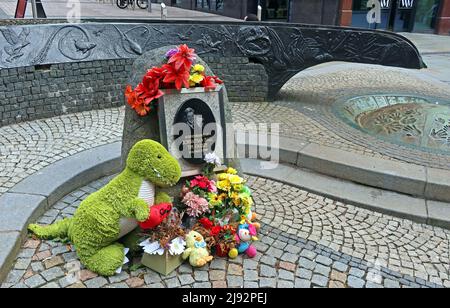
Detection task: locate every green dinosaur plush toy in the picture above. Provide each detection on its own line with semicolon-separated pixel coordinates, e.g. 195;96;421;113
28;139;181;276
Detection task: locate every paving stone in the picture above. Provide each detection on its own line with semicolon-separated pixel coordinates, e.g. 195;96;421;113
314;264;331;277
15;258;32;270
259;278;277;288
227;276;244;288
330;270;347;283
243;259;258;270
6;270;25;284
193;282;212;288
228;264;243;276
244;270;258;281
85;277;108;288
24;275;46;288
299;257;315;270
316;255;333;266
194;271;209;282
179;274;195;286
210;259;227;270
311;275;328;287
279;261;296;272
209;270;226;281
147;283;165;288
144;272;162;284
296;268;313;280
126;277;145;288
244;281;259;288
278;269;294;281
329;281;345;288
260;265;277;278
349;267;365;278
347;276;365;288
332;261;348;272
212;281;227;288
278;280;294;288
295;278;311;288
260;256;277;266
384;279;401;288
40;282;59;288
165;277;180;288
43;256;64;269
107;283;129;288
280;252;299;263
41;267;65;281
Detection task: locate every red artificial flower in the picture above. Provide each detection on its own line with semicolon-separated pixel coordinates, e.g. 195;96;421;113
136;77;164;105
210;226;222;237
199;217;213;230
201;76;218;91
133;98;151;116
162;64;190;91
212;76;223;84
168;44;196;71
125;85;138;106
190;176;215;191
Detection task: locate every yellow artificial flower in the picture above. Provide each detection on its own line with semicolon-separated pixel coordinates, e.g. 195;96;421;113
229;175;243;185
209;193;222;206
217;179;231;191
193;64;205;73
218;173;230;181
219;193;228;201
227;167;238;175
233;184;243;192
189;73;204;85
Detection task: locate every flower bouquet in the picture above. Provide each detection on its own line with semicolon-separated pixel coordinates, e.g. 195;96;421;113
139;210;187;276
125;44;223;117
177;153;260;259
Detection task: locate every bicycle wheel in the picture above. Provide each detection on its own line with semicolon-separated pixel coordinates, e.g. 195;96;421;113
116;0;128;9
137;0;148;9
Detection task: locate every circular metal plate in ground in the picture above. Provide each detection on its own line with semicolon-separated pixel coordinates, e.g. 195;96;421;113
333;95;450;156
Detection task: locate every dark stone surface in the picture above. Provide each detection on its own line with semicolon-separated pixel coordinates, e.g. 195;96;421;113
121;46;241;172
0;21;425;101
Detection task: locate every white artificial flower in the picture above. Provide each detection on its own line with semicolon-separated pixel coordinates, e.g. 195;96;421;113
169;237;186;256
204;152;221;166
140;240;164;255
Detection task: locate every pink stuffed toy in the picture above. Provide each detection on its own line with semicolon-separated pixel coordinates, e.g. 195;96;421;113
229;223;258;258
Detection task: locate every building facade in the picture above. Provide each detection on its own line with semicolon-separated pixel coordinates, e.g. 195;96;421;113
158;0;450;34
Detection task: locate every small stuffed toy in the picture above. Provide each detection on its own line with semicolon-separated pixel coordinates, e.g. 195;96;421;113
182;231;213;267
229;223;258;259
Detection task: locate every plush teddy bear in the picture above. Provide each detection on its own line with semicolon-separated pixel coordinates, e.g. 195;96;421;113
182;231;213;267
229;223;258;259
28;139;181;276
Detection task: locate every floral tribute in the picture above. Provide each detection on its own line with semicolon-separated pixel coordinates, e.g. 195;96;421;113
125;44;223;117
139;210;186;257
177;152;260;259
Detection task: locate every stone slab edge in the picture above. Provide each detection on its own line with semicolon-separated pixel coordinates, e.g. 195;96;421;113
241;159;450;230
236;133;450;203
0;142;122;283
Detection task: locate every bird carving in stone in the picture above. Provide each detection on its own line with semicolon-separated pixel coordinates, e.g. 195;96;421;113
74;39;97;54
0;28;30;62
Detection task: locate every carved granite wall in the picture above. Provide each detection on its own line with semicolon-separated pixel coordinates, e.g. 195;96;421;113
0;56;267;126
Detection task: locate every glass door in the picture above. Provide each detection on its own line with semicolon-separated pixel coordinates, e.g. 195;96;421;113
413;0;441;32
262;0;289;21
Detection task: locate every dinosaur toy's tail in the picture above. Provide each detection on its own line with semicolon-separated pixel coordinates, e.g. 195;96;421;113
28;218;72;240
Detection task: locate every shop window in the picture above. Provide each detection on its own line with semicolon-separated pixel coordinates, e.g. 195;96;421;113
265;0;288;20
196;0;223;12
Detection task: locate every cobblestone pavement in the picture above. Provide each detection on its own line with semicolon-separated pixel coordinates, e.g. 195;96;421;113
2;65;450;197
0;108;124;195
2;176;449;288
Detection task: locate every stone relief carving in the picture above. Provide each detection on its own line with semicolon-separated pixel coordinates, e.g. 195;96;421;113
0;22;425;98
0;28;30;63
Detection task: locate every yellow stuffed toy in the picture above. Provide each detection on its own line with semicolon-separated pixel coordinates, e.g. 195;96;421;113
182;231;213;267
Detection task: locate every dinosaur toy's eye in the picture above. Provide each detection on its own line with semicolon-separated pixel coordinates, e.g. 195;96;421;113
157;154;162;159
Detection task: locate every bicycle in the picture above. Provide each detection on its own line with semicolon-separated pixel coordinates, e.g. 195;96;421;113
116;0;148;10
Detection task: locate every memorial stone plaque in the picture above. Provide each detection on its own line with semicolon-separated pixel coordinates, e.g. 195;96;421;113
158;85;227;177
